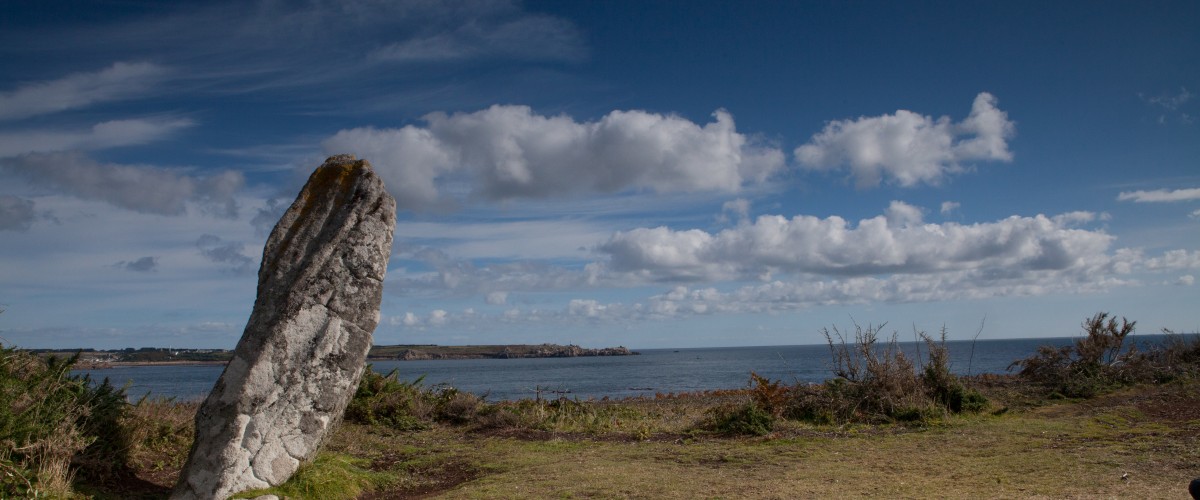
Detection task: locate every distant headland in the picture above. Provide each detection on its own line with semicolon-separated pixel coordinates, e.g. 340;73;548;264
368;343;638;360
33;343;639;368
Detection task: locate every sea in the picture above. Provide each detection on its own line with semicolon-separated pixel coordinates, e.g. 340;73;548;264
73;334;1191;402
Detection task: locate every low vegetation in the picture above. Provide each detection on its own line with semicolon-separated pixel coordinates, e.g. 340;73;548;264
1009;312;1200;398
0;346;131;497
3;311;1199;498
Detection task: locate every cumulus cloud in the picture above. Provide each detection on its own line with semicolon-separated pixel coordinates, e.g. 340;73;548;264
885;200;924;228
3;152;243;216
0;62;168;121
196;234;255;274
1144;250;1200;271
0;117;194;157
719;198;751;224
114;256;158;273
429;309;449;326
597;204;1113;282
940;201;960;215
795;93;1015;188
0;195;36;232
323;106;785;208
568;299;608;318
1117;188;1200;203
486;291;509;305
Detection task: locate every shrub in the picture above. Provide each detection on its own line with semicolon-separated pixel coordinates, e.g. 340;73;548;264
0;344;131;497
344;369;434;431
705;403;774;436
921;329;988;414
748;372;788;417
784;322;987;425
1009;312;1139;398
345;368;490;430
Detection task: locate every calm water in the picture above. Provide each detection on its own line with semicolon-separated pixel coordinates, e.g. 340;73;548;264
74;335;1185;402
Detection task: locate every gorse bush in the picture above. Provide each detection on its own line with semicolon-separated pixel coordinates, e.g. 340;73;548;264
1009;312;1137;398
0;344;131;498
346;367;663;436
345;368;486;431
781;322;987;425
921;329;988;414
705;402;774;436
1011;312;1200;398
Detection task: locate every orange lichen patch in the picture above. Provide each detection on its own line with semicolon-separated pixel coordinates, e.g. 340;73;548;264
266;156;371;277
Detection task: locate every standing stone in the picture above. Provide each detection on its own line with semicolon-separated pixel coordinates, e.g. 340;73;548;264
173;155;396;499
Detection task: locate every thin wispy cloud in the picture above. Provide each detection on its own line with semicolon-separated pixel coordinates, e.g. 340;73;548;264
0;62;167;121
370;13;584;63
3;153;243;216
0;118;194;157
6;0;585;97
1117;188;1200;203
1139;87;1194;124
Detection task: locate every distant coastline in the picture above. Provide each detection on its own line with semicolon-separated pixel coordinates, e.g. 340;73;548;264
48;343;638;369
369;343;639;360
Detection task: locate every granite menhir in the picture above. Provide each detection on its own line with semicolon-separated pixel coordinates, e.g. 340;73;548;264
173;155;396;499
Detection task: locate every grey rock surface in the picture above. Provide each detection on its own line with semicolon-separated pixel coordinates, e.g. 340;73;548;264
172;155;396;499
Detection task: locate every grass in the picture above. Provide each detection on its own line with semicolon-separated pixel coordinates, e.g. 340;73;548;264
305;379;1198;498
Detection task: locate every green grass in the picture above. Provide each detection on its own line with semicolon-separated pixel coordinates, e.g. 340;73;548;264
231;453;388;499
271;378;1197;499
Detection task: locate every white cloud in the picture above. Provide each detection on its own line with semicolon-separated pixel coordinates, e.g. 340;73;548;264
0;118;194;158
2;153;244;216
1144;250;1200;271
323;106;785;209
940;201;960;215
885;200;924;228
1175;275;1195;286
1117;188;1200;203
0;62;168;121
598;206;1113;282
795;92;1014;188
720;198;751;224
568;299;607;318
429;309;448;326
486;291;508;305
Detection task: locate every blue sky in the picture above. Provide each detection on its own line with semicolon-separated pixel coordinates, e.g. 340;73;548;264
1;0;1197;349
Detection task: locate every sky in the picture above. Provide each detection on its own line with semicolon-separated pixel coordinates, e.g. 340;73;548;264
0;0;1198;350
